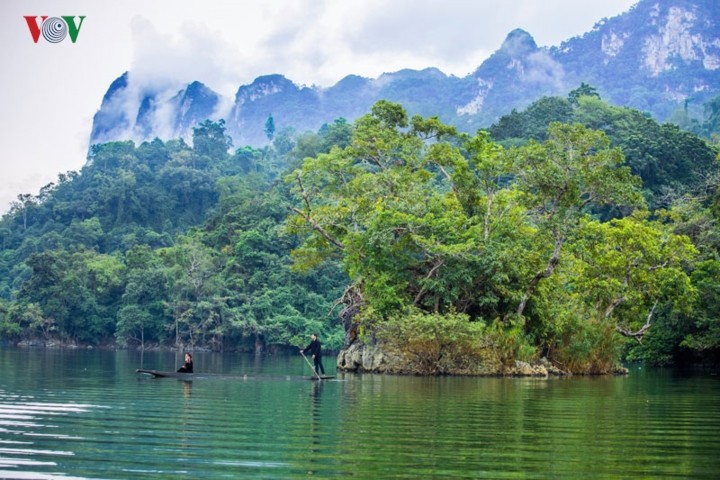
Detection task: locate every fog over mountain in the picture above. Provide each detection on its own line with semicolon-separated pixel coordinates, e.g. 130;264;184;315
90;0;720;149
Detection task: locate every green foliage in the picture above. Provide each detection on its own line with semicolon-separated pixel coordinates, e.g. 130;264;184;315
193;119;232;159
264;114;276;142
209;182;346;351
287;100;718;371
622;194;720;366
568;83;600;106
0;299;20;340
1;98;718;371
287;102;521;320
552;317;623;375
115;245;170;347
489;96;574;142
681;260;720;352
491;94;720;209
573;213;697;322
625;312;685;366
0;115;352;351
17;249;124;344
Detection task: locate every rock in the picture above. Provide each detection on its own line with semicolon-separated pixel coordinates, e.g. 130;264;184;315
337;342;403;373
504;360;548;377
539;357;570;376
338;343;577;377
336;342;362;372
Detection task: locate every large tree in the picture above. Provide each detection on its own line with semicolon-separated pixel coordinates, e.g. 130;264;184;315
506;122;644;321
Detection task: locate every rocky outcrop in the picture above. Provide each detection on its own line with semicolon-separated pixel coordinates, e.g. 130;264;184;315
336;342;402;374
337;342;579;377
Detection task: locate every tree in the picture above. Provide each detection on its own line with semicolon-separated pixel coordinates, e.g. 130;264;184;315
116;245;169;348
506;122;644;321
192;119;232;159
11;193;36;231
287;101;462;315
264;114;276;142
568;82;600;106
18;250;125;343
573;212;697;342
682;260;720;352
161;236;226;348
272;126;295;155
289;103;522;325
490;97;574;142
574;97;719;207
703;95;720;137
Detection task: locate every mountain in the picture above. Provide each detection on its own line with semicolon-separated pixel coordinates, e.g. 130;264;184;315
89;0;720;149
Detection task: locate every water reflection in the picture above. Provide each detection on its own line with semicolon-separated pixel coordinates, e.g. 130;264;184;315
308;379;323;457
0;350;718;479
182;380;192;399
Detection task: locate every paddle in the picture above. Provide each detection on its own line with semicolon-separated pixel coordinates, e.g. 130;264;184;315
300;350;321;380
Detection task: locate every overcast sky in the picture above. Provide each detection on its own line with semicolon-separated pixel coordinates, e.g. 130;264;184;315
0;0;638;214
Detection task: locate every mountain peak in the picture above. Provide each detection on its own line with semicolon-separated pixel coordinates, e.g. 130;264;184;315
500;29;538;56
234;74;297;104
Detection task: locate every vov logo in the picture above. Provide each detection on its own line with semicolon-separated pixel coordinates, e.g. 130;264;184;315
24;16;86;43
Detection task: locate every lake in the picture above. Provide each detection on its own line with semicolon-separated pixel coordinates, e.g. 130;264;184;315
0;347;718;479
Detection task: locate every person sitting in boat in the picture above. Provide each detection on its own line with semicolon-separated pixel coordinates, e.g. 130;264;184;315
177;352;193;373
301;333;325;376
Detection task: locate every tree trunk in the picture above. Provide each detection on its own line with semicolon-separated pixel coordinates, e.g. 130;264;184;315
516;234;564;319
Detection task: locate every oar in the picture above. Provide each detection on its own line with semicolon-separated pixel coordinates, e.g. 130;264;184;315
300;350;321;380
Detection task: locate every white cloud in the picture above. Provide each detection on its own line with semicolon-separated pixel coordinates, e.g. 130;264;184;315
129;16;244;96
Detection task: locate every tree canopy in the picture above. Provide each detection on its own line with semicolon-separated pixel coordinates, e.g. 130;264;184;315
1;98;718;373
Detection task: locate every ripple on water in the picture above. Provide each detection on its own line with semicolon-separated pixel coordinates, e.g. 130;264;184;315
1;353;720;479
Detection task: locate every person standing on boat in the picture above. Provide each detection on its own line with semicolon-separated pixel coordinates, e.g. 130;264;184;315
302;333;325;376
177;352;193;373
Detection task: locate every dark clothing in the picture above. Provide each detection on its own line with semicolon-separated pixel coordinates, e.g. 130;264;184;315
303;339;325;375
177;360;193;373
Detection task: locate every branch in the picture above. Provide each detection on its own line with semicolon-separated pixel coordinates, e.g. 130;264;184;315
295;173;312;212
604;296;625;319
516;233;564;317
648;261;669;272
413;259;445;306
290;173;345;250
289;207;345;250
615;299;657;343
436;164;452;182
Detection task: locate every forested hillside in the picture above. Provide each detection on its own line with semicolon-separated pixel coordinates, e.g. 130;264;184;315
1;95;718;373
490;85;719;208
0;119;353;352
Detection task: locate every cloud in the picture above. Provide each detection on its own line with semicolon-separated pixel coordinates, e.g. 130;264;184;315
122;0;639;90
96;16;249;144
525;51;566;88
348;0;500;63
129;16;243;96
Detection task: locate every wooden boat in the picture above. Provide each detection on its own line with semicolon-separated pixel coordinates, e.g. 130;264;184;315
136;369;198;378
136;369;335;380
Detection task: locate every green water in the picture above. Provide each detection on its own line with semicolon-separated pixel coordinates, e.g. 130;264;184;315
0;348;718;479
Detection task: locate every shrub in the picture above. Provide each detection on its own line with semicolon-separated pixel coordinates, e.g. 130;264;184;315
376;309;500;375
549;317;623;374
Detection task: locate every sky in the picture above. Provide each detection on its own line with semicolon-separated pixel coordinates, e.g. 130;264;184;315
0;0;638;214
